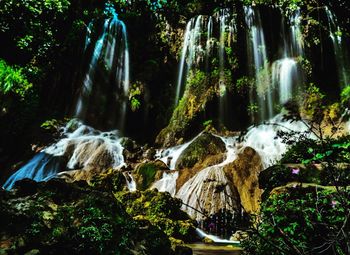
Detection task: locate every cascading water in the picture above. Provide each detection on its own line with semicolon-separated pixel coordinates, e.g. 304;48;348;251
245;7;305;122
324;7;350;88
243;114;310;168
174;10;236;114
272;58;298;105
151;171;179;196
245;6;272;122
3;120;125;190
124;171;137;191
75;6;130;131
3;5;130;190
284;9;304;58
196;228;239;244
175;15;204;106
271;9;304;106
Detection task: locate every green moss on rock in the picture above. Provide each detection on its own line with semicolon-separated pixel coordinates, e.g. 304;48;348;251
134;161;168;190
116;189;197;243
176;132;226;169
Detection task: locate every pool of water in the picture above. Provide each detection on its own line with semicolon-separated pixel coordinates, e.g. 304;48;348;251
187;243;242;255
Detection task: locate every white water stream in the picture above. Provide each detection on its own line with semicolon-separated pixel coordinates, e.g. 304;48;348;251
3;120;125;190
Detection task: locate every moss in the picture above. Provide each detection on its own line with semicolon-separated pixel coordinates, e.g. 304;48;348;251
176;133;226;169
116;189;197;243
89;168;125;193
135;162;160;190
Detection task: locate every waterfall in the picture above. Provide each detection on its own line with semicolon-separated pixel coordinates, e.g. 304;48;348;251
285;9;304;58
84;21;94;51
242;114;309;168
3;120;125;190
174;10;236;112
175;16;204;106
151;171;179;196
272;58;298;105
3;5;130;190
324;7;350;88
75;6;130;131
124;171;137;191
245;6;272;122
205;17;213;72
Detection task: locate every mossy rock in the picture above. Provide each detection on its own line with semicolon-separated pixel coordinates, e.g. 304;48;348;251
134;161;168;190
116;189;197;243
176;132;226;169
89;168;126;193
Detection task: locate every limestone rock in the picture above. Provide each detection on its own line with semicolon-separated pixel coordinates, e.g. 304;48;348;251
224;146;263;213
176;153;225;191
176;164;241;221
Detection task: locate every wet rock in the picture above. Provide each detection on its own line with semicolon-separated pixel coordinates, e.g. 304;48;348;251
202;237;214;244
224;147;263;213
134;161;168;190
177;164;241;221
12;179;38;197
176;153;225;191
142;147;156;161
176;133;226;169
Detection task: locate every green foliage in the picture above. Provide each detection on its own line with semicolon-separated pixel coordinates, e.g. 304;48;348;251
247;103;259;114
129;82;143;112
341;85;350;107
0;59;33;99
243;188;350;255
202;119;213;128
0;0;70;59
186;70;206;89
281;136;350;165
0;179;173;254
0;59;38;141
242;0;302;12
236;76;254;94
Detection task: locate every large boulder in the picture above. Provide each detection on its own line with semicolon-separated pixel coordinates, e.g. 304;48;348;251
133;160;169;190
224;147;263;213
176;153;225;191
176;164;241;221
175;133;226;169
